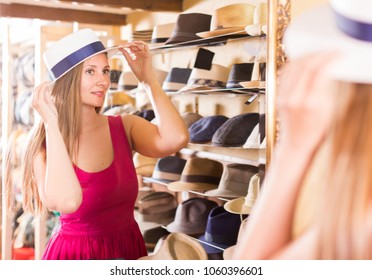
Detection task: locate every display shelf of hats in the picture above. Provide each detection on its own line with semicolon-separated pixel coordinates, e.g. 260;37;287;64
139;155;261;259
148;2;267;53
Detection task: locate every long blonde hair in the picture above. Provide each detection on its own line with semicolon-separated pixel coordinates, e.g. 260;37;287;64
316;82;372;259
18;63;84;215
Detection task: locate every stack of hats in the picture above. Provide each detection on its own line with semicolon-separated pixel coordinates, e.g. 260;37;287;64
129;29;153;43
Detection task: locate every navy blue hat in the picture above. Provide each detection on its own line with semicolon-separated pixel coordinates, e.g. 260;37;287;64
226;63;255;89
189;115;229;144
212;113;259;147
152;156;187;183
198;206;241;254
162;67;192;92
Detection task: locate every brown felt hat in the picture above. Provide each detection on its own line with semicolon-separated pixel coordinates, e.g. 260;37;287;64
137;192;177;224
165;197;218;235
167;157;224;192
139;232;208;260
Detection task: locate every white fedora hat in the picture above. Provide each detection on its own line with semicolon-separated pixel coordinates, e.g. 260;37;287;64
284;0;372;84
43;28;121;81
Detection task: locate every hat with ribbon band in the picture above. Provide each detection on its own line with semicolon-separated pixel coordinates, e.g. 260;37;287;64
284;0;372;84
43;28;121;81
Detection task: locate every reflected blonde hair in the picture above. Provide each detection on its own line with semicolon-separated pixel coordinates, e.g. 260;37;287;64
316;82;372;259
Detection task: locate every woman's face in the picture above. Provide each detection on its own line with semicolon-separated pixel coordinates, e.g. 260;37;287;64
80;53;110;109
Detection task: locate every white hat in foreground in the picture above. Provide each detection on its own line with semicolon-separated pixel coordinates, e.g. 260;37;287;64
43;28;121;81
284;0;372;84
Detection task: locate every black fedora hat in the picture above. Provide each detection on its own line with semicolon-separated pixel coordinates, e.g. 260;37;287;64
165;13;212;45
226;63;255;89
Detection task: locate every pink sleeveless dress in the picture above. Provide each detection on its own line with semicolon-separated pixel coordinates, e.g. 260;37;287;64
42;115;147;260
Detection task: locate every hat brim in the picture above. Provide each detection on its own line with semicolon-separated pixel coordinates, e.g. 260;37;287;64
177;85;221;93
223;197;252;215
239;81;263;89
204;189;247;198
196;27;245;39
223;244;236;260
284;4;372;84
167;181;218;192
49;46;122;83
198;235;228;254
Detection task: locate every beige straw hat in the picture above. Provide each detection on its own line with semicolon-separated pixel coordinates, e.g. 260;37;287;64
139;232;208;260
223;173;260;215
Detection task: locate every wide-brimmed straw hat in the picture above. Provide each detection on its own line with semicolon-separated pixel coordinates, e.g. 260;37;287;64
43;28;121;81
284;0;372;84
139;232;208;260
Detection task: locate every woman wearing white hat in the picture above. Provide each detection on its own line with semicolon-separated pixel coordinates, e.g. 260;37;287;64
233;0;372;259
13;28;189;260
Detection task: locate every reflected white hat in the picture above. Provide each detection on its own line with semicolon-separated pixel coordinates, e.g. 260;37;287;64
284;0;372;84
43;28;121;81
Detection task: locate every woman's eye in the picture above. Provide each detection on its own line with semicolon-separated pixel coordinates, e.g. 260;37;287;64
86;69;94;75
103;69;110;75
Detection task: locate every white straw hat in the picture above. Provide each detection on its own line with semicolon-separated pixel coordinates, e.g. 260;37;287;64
284;0;372;84
43;28;121;81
